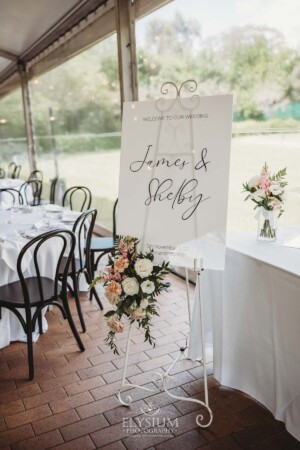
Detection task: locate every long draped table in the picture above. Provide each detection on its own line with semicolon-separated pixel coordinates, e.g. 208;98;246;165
189;228;300;441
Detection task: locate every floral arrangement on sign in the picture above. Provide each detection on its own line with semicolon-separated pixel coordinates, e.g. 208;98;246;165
242;163;287;216
91;236;171;354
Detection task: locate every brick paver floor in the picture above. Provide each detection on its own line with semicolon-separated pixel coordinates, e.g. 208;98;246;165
0;274;299;449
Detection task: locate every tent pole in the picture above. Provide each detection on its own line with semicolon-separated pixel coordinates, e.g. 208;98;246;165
18;60;37;172
115;0;138;110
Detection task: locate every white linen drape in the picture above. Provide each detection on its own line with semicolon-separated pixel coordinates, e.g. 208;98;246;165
189;230;300;441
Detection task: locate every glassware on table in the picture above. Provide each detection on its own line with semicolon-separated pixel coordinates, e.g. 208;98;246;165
257;210;277;242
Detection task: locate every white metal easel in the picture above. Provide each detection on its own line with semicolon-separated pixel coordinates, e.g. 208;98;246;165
117;81;213;428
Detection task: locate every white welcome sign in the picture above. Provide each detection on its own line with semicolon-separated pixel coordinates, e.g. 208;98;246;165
117;94;233;270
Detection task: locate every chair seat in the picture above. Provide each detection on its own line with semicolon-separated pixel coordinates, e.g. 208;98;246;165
0;277;56;307
59;257;82;274
88;237;114;253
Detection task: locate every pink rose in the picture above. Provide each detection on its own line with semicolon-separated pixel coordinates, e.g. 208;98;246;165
258;176;271;190
105;267;122;282
119;238;135;256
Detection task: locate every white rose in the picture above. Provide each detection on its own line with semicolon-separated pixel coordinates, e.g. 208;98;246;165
269;183;283;196
134;258;153;278
141;280;155;295
122;277;139;296
140;298;149;309
248;175;259;189
251;189;266;202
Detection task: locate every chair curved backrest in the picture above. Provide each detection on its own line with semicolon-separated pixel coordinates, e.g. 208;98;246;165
17;229;76;311
49;177;58;204
73;209;97;272
7;162;16;178
0;188;24;206
29;170;43;182
0;167;5;179
12;165;21;179
62;186;92;211
20;180;42;206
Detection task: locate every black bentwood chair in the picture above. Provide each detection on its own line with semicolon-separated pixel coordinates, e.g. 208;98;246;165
0;188;24;206
62;186;92;212
7;162;16;178
49;177;58;204
20;179;43;206
0;229;85;380
58;209;103;332
0;167;5;179
29;169;43;182
12;165;21;179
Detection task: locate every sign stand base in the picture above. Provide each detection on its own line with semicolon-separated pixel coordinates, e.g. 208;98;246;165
117;258;213;428
117;323;155;406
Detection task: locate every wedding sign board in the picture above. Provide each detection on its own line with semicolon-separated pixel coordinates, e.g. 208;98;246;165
117;94;233;270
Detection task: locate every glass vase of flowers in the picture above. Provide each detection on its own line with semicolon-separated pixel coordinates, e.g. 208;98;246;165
90;236;171;355
242;163;287;242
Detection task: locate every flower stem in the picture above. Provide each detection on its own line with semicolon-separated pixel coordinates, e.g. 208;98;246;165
259;219;276;239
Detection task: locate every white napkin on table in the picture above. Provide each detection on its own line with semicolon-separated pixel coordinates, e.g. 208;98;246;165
0;235;32;271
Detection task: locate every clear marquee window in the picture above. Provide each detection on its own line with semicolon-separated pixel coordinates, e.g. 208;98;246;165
136;0;300;231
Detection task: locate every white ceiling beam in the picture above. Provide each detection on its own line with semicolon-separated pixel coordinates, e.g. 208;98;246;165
135;0;172;20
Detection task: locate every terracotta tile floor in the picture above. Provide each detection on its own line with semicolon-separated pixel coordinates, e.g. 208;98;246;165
0;274;299;449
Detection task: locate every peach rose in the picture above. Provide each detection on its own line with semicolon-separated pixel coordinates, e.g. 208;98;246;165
105;280;122;305
107;315;124;333
114;256;129;273
130;308;146;320
269;197;283;210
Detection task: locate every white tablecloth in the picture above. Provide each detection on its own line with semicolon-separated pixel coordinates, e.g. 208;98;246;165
0;205;82;348
0;178;24;190
189;228;300;441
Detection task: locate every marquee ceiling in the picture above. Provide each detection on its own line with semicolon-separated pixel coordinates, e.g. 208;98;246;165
0;0;107;95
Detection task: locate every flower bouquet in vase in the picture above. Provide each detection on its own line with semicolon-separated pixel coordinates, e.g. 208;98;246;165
90;236;171;354
243;163;287;241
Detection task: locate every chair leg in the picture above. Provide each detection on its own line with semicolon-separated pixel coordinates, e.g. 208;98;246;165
72;273;86;333
26;312;34;380
84;269;103;310
91;251;95;280
67;281;75;298
89;252;95;301
61;294;85;352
